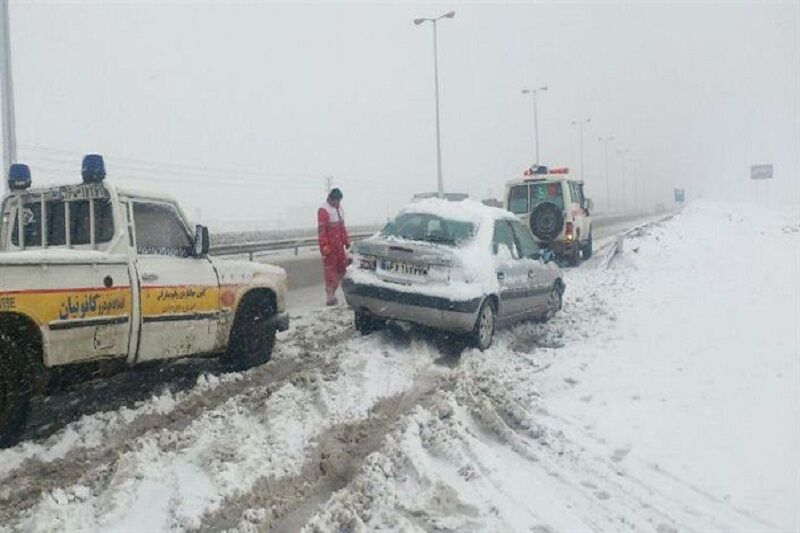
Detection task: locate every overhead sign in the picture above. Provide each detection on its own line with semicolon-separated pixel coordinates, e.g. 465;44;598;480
751;164;773;180
674;188;685;203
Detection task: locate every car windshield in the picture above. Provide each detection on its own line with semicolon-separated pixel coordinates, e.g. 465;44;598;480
530;182;564;210
380;212;475;246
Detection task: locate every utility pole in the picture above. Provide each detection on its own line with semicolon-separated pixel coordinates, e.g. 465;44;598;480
598;135;614;213
571;118;591;181
522;86;547;164
414;11;455;199
0;0;17;194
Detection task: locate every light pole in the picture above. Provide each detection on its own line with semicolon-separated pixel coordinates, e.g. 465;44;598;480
414;10;455;199
0;0;17;195
617;148;630;211
521;86;547;164
598;135;614;212
571;118;591;181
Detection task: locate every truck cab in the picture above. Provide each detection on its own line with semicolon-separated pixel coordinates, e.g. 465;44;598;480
0;156;288;447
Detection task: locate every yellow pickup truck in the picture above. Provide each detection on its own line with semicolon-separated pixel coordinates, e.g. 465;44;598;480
0;155;288;447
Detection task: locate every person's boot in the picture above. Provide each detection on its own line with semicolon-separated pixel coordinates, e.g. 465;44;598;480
325;288;338;306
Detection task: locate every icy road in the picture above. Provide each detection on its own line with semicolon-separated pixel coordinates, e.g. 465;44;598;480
0;202;797;532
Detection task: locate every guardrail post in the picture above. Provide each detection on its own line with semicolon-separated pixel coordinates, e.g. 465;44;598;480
294;246;299;256
249;251;254;261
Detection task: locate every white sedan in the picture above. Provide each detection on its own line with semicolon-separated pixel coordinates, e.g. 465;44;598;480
343;199;564;350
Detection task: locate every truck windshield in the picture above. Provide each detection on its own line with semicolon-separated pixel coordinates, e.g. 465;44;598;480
381;212;475;246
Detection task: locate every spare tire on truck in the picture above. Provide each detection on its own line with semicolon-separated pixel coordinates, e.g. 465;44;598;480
529;202;565;242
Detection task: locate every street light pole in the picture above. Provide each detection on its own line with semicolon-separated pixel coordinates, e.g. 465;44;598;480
522;86;547;164
617;148;630;211
414;11;455;199
598;135;614;213
0;0;17;194
571;118;591;181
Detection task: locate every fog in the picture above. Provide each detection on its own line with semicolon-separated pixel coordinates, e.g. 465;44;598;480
6;1;798;229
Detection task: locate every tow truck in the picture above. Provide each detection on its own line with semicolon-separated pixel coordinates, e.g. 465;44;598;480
0;155;289;447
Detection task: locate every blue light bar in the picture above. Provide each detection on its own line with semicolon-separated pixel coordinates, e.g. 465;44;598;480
8;163;31;191
81;154;106;184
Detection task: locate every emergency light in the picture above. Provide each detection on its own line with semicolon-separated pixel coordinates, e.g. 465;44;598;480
549;167;569;174
8;163;32;191
81;154;106;184
523;165;548;176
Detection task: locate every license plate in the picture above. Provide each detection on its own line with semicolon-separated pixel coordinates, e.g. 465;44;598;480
380;260;428;276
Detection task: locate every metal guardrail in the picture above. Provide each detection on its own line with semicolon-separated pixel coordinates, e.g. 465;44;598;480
602;212;679;269
210;211;672;262
210;231;377;260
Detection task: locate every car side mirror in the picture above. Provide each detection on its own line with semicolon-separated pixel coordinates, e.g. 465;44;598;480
194;225;210;256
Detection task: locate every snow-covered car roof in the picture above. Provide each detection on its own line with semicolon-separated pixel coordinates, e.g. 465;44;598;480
399;198;516;225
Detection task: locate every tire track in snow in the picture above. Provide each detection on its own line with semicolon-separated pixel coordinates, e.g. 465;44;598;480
198;371;449;531
0;308;352;525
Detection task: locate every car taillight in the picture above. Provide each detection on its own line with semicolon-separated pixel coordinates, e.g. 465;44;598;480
359;256;377;271
565;222;574;241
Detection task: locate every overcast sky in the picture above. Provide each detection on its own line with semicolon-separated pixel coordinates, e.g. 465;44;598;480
5;1;798;228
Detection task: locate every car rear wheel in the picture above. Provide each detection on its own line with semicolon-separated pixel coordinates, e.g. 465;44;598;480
0;334;33;449
468;299;496;351
226;292;276;371
354;308;383;335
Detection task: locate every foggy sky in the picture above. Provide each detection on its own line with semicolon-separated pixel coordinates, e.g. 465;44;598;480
5;1;799;229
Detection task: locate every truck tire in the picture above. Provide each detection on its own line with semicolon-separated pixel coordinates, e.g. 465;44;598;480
467;298;497;351
529;202;565;242
582;232;593;259
226;292;276;371
568;247;582;267
0;332;33;449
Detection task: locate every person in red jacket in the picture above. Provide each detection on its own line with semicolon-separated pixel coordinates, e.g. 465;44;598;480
317;188;350;306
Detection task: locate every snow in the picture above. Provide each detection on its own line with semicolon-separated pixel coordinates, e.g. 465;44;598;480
3;201;797;531
306;201;799;532
347;198;523;301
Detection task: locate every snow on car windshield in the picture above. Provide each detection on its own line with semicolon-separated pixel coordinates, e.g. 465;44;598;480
380;212;474;246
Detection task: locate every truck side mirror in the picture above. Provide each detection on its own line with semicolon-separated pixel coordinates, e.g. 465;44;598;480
194;225;210;256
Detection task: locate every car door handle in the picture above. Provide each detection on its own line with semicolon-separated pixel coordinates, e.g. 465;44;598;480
141;273;159;282
496;271;505;281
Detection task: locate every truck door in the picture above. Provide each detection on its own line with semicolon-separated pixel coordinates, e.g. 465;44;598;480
130;200;221;362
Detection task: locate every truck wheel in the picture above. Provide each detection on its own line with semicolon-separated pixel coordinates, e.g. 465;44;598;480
226;292;276;371
467;299;496;351
0;334;33;449
582;233;593;259
568;248;582;267
354;308;382;335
